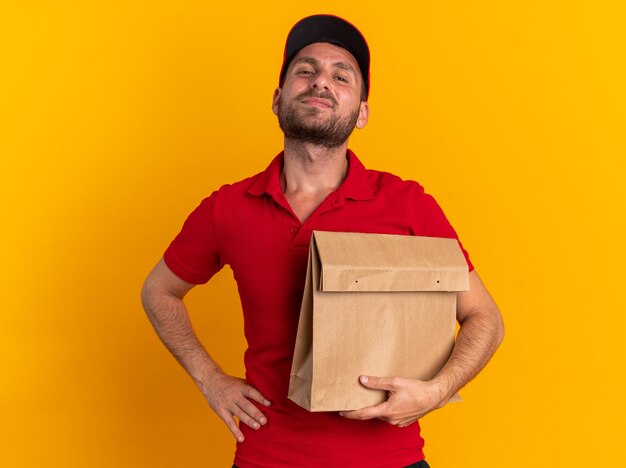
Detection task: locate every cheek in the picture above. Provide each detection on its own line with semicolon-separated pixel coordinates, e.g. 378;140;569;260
337;85;360;102
340;92;362;111
283;77;309;94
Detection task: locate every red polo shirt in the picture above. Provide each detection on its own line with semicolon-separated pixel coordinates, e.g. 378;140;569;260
164;150;473;468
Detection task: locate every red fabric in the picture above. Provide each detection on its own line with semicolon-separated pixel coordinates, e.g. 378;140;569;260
164;150;473;468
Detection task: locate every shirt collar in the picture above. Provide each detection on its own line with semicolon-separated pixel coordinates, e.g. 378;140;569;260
247;152;284;198
341;149;375;201
248;149;374;201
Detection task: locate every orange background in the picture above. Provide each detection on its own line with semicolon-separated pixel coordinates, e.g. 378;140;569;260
1;1;625;466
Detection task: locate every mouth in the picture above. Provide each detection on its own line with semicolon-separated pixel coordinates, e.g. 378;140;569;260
300;97;335;109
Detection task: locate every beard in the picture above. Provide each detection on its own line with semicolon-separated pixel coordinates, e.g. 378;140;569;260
277;92;360;149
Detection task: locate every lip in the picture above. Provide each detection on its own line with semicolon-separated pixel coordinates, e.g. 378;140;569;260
300;97;334;108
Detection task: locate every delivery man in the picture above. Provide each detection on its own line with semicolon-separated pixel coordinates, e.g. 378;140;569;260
141;14;504;468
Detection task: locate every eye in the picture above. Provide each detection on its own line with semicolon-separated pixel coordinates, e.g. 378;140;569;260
296;69;314;76
334;75;349;83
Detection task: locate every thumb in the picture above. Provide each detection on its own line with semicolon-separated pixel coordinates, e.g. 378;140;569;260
359;375;394;390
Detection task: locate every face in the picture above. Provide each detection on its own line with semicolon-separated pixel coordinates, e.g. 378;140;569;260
272;42;369;148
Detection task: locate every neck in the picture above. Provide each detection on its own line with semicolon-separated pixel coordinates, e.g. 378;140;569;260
281;138;349;194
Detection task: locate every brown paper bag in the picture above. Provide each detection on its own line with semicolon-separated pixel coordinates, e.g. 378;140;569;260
288;231;469;412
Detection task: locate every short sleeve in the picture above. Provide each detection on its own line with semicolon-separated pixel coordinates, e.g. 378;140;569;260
163;192;224;284
412;191;474;272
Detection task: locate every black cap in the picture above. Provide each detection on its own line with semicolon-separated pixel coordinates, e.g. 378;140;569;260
279;14;370;99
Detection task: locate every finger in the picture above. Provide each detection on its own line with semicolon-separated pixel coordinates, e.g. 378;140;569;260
396;418;418;428
236;398;268;426
243;385;271;407
232;404;264;430
218;409;246;443
339;403;388;420
358;375;397;390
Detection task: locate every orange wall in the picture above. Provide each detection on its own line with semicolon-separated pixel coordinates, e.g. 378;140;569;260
1;1;625;466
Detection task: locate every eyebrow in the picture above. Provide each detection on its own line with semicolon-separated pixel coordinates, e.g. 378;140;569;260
291;56;358;78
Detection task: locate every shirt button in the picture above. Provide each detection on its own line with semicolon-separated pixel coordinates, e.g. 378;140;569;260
290;226;298;234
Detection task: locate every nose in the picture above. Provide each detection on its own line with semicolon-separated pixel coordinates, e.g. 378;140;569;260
310;70;330;92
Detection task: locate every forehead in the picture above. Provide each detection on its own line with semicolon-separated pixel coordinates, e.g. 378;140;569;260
290;42;361;76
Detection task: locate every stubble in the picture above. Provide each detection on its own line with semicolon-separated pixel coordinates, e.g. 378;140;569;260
277;92;360;149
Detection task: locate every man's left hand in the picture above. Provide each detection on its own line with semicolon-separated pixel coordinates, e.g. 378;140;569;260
338;375;448;427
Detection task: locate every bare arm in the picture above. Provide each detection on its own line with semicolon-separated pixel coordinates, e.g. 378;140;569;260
340;269;504;426
141;258;270;442
432;269;505;400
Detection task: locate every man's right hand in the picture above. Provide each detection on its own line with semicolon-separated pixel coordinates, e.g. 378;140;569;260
141;259;272;444
201;371;271;443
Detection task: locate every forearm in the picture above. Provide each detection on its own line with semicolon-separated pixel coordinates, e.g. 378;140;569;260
141;259;270;441
141;288;222;389
433;306;504;402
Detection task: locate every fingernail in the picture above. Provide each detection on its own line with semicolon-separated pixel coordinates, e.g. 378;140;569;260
360;375;369;384
253;422;260;429
264;400;271;407
338;412;345;417
260;417;267;425
238;437;244;443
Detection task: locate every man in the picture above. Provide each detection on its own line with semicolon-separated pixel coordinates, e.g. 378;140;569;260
141;14;504;468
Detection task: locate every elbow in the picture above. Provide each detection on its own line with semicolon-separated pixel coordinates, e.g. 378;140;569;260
494;309;505;348
141;276;156;316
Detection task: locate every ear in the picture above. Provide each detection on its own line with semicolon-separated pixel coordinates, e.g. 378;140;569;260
355;101;369;129
271;87;281;116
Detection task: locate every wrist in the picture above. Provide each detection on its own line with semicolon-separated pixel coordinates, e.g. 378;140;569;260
430;374;455;407
189;355;223;392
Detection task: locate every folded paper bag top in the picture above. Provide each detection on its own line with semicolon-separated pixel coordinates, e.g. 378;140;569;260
289;231;469;412
315;230;469;292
